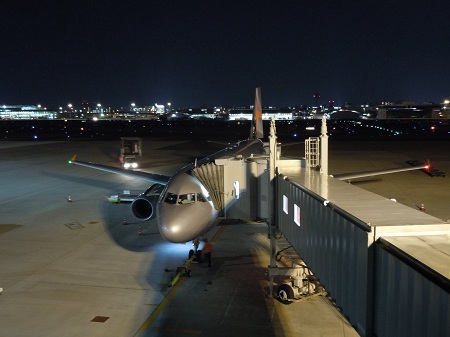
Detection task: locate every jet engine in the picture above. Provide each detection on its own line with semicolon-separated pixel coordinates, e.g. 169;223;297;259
131;184;164;221
131;195;159;220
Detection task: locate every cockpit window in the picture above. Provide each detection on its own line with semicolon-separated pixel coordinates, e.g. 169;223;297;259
197;193;207;202
164;192;178;205
178;193;195;204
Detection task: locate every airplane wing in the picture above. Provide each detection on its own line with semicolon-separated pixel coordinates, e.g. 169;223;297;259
331;164;429;181
69;156;171;185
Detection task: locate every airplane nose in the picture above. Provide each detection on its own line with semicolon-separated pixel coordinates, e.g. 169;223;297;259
157;172;219;243
158;210;188;243
157;201;218;243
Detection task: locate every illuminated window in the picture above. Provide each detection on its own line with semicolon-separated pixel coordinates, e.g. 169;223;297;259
283;195;288;214
294;204;301;226
178;193;195;204
234;181;240;199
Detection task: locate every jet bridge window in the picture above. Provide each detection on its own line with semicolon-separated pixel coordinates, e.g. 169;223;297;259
233;181;240;199
283;195;289;214
178;193;195;204
164;192;178;205
294;204;301;227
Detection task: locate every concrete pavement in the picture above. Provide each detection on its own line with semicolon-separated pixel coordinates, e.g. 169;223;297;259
1;138;448;336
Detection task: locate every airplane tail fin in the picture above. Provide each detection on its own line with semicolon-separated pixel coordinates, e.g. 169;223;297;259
251;87;263;139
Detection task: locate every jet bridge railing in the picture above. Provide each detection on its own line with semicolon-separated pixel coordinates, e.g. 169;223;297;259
276;174;371;336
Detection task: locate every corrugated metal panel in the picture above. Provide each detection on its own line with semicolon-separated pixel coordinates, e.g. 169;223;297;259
374;238;450;337
277;175;370;336
192;162;224;210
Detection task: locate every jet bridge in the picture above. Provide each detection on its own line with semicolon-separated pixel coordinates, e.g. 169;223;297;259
191;117;449;337
270;118;450;337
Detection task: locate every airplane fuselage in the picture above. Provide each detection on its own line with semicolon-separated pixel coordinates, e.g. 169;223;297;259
156;138;265;242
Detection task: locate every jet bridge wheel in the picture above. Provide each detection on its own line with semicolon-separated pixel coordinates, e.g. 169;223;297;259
278;284;294;304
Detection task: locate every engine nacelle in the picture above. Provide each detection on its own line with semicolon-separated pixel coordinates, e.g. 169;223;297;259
131;194;160;221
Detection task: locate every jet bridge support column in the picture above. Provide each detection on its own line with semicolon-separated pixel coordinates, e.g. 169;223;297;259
268;118;279;297
320;116;328;175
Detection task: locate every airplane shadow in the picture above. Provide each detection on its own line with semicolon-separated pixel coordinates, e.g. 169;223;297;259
100;200;160;252
348;178;383;185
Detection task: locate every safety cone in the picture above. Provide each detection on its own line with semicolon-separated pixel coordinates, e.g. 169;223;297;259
123;217;129;225
419;203;425;211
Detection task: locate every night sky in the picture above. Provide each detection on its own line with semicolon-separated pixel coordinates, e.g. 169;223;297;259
2;1;450;109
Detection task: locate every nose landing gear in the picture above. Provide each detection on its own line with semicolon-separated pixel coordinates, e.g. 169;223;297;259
189;238;203;263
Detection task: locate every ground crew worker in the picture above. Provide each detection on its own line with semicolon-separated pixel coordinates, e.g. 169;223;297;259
202;238;213;267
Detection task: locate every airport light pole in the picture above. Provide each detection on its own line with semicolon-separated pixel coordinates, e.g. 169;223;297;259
320;116;328;175
68;103;73;119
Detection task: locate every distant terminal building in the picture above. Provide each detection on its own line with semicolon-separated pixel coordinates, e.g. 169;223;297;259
377;101;442;119
0;105;57;119
228;107;294;120
154;104;165;114
324;110;360;119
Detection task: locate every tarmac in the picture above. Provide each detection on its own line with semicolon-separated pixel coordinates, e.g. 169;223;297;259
0;138;448;337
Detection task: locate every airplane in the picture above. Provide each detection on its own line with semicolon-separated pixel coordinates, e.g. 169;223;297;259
69;88;266;244
69;88;431;245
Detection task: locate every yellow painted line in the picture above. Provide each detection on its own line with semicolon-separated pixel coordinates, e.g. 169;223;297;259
135;221;228;335
154;327;202;334
168;256;194;287
137;278;187;334
209;220;227;244
0;224;21;235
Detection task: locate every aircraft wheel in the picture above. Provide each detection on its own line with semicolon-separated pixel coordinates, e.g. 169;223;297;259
189;249;194;259
196;249;203;263
278;284;294;304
